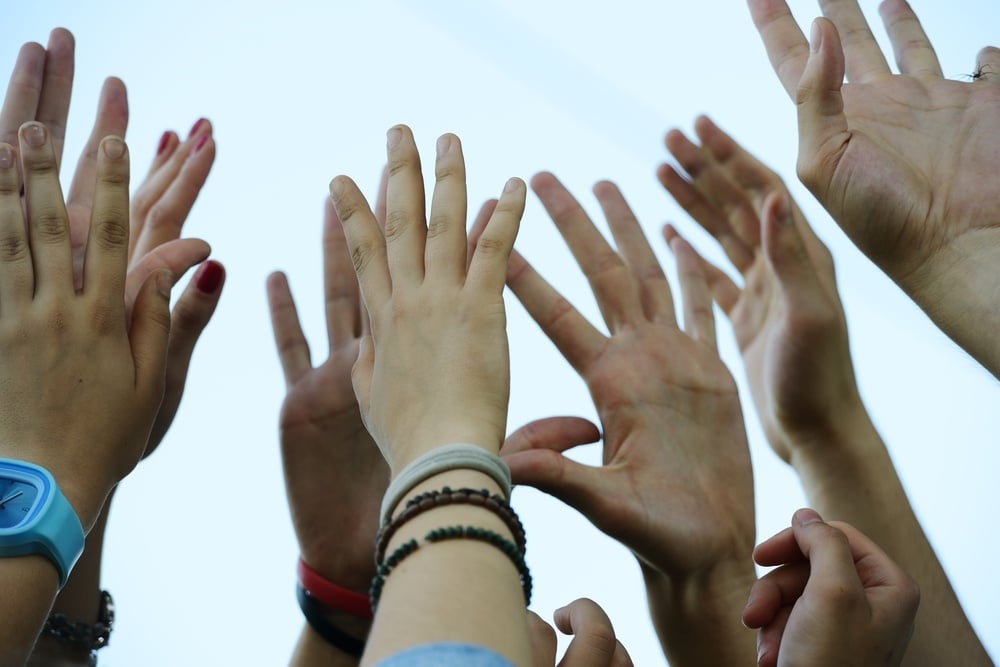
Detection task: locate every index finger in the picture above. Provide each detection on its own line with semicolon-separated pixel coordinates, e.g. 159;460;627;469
322;197;361;348
878;0;943;78
747;0;810;99
819;0;891;82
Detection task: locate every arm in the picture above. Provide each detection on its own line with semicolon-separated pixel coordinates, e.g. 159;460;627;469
0;31;223;665
330;126;532;666
658;115;992;666
744;509;919;667
497;173;757;665
747;0;1000;377
0;126;170;665
267;197;387;667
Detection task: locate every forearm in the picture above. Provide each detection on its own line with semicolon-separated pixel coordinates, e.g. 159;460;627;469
641;558;757;666
362;469;531;667
0;557;60;667
788;406;991;666
26;504;109;667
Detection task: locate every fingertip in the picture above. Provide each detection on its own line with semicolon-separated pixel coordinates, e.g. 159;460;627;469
591;179;618;198
529;170;557;192
792;507;823;527
47;27;75;51
266;270;288;291
193;259;224;295
661;223;680;245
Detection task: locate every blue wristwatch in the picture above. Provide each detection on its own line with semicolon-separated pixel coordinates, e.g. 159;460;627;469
0;458;85;588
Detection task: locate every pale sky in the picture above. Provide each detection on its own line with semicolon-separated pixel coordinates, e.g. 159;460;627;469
5;1;1000;665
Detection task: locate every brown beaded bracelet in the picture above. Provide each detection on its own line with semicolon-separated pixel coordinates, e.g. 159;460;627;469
369;526;532;611
374;487;526;564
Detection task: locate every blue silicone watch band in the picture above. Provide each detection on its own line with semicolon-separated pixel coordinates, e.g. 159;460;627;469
0;459;85;588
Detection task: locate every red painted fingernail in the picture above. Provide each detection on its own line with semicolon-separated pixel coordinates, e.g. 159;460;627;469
195;260;224;294
194;134;209;153
188;117;206;138
156;131;171;155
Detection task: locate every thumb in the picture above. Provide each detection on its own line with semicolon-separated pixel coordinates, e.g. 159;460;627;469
502;417;601;456
130;269;173;399
352;333;375;416
760;191;824;303
795;18;850;199
503;447;605;520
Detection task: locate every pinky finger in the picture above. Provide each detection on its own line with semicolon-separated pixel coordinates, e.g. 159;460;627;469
669;234;717;350
467;178;524;291
662;224;741;315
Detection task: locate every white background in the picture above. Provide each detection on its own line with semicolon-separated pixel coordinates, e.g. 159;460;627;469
5;1;999;664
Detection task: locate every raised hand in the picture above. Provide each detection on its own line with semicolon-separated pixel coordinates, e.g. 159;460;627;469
658;115;857;462
748;0;1000;377
500;173;756;665
269;198;388;665
528;598;633;667
660;116;992;667
744;509;919;667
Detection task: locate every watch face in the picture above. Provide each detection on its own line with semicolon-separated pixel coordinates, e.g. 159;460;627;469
0;476;42;529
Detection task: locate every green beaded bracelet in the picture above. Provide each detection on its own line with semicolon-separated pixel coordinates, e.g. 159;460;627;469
369;526;532;611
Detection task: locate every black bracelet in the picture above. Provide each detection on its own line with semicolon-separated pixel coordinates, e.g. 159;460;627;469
42;589;115;653
369;527;532;612
375;487;526;564
296;585;366;657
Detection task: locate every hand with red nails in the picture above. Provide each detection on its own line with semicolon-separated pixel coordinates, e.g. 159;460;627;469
744;509;919;667
747;0;1000;377
528;599;633;667
499;173;756;666
659;116;990;667
329;126;532;665
0;125;171;664
2;30;222;666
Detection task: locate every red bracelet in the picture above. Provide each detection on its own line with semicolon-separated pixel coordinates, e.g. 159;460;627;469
297;559;373;620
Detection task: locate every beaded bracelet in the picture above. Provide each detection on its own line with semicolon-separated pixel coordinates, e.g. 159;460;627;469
375;487;526;564
369;527;532;611
296;585;367;657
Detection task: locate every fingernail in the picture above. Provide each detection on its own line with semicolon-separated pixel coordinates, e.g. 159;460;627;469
23;123;46;147
329;176;345;200
194;134;209;153
195;260;224;294
0;145;13;169
504;177;519;193
436;134;451;157
794;508;823;526
103;136;126;159
156;271;174;298
810;19;822;53
387;126;402;149
188;118;206;138
156;131;171;156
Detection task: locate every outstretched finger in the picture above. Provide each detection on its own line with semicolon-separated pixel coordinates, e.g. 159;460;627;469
747;0;810;99
818;0;891;82
266;271;312;387
322;197;361;348
662;225;741;315
36;28;75;165
506;248;606;375
384;125;426;283
669;234;717;350
329;175;390;311
467;177;524;292
467;198;498;270
83;135;131;314
0;42;45;148
0;142;32;309
130;119;214;259
878;0;942;77
593;180;676;324
425;133;468;281
21;122;73;298
532;172;642;331
501;417;602;457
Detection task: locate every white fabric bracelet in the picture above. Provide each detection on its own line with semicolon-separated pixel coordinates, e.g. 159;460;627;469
380;444;512;523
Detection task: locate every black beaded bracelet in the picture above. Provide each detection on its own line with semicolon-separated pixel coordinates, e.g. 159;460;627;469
375;487;526;564
369;527;532;612
296;585;367;657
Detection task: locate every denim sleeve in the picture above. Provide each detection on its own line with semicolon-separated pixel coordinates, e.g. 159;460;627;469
374;642;516;666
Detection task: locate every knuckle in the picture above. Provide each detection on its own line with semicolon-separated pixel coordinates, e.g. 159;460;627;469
0;233;30;263
350;240;380;275
387;151;415;177
24;153;58;176
144;202;178;231
473;233;507;258
426;212;451;239
89;302;122;336
32;210;69;242
92;215;129;250
383;209;410;242
434;161;462;183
